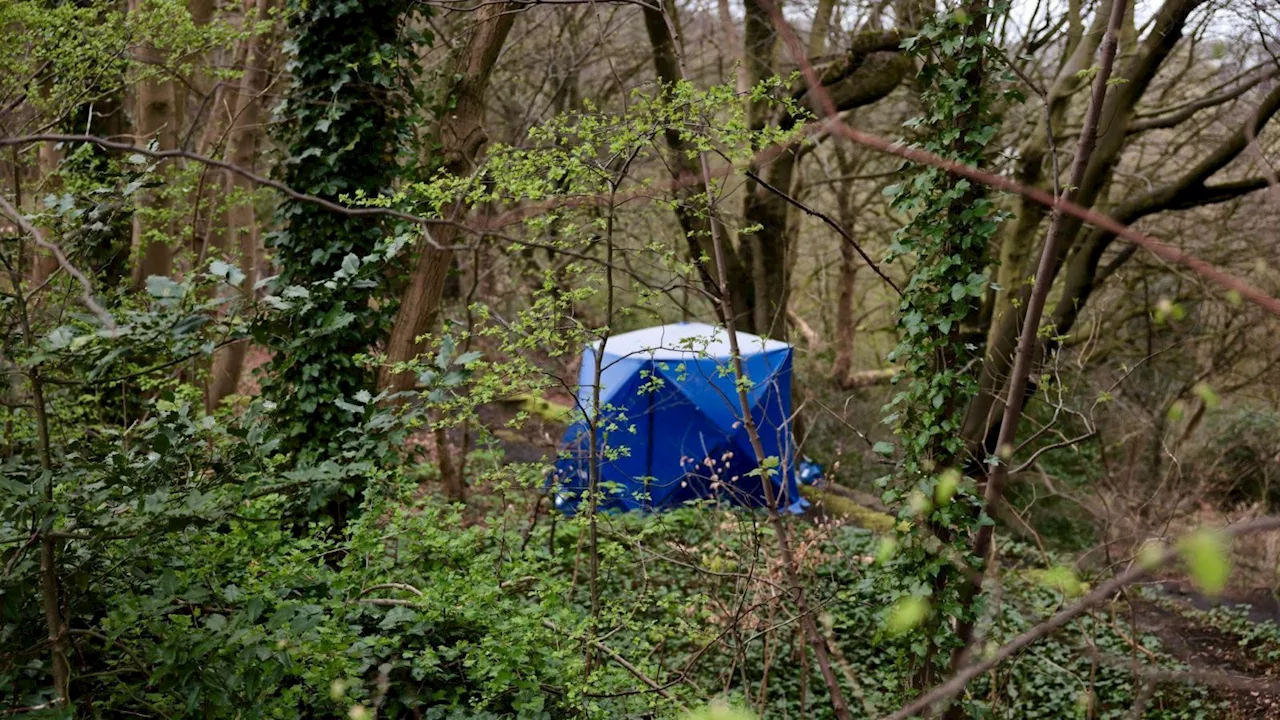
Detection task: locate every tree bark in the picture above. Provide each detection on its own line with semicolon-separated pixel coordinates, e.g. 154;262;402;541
963;0;1208;456
740;5;911;339
1048;83;1280;337
30;141;61;285
128;0;180;287
947;1;1128;693
642;0;755;328
208;0;276;408
379;2;516;394
829;148;860;383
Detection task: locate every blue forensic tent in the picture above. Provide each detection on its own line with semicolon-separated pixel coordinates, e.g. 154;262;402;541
550;322;804;514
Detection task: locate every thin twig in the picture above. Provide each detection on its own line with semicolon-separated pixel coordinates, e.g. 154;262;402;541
540;618;686;707
0;193;115;328
0;134;448;245
744;169;900;295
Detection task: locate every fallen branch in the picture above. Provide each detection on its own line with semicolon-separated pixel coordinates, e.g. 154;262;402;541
838;368;895;389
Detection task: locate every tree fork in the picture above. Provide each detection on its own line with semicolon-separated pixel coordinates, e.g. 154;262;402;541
944;0;1128;708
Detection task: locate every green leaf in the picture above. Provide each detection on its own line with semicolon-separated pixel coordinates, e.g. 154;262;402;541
146;275;183;300
885;596;929;636
209;259;246;286
934;469;960;505
873;441;895;456
1180;530;1230;596
1027;566;1084;597
875;536;898;564
1192;382;1220;410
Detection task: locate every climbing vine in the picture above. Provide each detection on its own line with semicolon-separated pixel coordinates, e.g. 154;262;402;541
265;0;427;455
877;0;1020;677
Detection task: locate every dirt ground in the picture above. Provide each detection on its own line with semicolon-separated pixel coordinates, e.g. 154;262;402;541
1132;582;1280;718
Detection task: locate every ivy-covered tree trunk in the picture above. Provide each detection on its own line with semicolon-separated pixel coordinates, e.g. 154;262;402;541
267;0;418;452
881;0;1006;690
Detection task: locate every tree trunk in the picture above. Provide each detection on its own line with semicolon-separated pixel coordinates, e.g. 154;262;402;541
208;0;276;408
963;0;1206;456
379;2;516;394
128;0;179;287
829;149;861;383
741;0;788;338
642;0;755;328
30;141;61;285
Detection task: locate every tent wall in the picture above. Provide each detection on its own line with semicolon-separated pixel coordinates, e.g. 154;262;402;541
553;342;800;513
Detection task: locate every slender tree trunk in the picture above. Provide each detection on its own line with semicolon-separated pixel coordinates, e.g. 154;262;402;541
129;0;179;286
943;2;1128;712
192;0;260;265
30;142;61;285
380;2;516;394
208;0;275;408
963;0;1205;456
829;150;860;383
809;0;837;57
741;0;790;338
716;0;749;94
645;3;853;716
642;0;754;328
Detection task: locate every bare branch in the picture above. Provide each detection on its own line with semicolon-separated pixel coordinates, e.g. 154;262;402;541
882;515;1280;720
0;193;115;329
743;169;900;295
0;134;450;246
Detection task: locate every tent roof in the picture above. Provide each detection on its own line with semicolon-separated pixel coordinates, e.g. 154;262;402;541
594;322;789;361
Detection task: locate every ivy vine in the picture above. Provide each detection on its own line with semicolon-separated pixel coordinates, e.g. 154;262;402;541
264;0;428;455
877;0;1021;678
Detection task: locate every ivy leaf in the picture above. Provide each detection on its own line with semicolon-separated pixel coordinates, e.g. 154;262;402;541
875;536;898;564
341;253;360;277
334;398;365;414
146;275;183;301
873;441;895;456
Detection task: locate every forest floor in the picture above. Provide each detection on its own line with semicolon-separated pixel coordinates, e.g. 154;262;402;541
1132;583;1280;718
236;351;1280;716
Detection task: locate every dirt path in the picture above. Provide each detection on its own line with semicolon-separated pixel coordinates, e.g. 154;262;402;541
1132;583;1280;718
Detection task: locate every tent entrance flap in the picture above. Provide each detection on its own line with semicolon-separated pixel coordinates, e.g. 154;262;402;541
550;322;803;514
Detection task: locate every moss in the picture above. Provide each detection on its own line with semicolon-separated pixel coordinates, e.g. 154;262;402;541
799;485;895;532
508;392;575;424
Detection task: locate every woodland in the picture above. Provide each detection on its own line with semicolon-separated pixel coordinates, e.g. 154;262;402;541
3;0;1280;717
